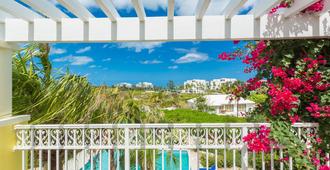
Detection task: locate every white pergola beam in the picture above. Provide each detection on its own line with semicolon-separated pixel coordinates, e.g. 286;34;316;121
283;0;318;18
95;0;120;22
0;10;13;23
4;14;329;42
319;0;330;15
21;0;68;21
56;0;94;21
0;0;42;22
131;0;146;21
195;0;211;20
221;0;248;19
250;0;281;18
168;0;175;20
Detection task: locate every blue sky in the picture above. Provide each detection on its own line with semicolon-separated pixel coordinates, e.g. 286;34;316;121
50;41;254;86
45;0;256;87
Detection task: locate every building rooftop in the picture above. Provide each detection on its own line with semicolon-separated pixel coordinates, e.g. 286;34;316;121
188;94;255;106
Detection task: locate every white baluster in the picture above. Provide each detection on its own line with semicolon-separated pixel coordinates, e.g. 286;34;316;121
47;129;51;170
279;147;283;170
56;130;59;170
241;127;248;170
262;151;265;170
124;127;130;170
64;129;68;170
31;129;34;170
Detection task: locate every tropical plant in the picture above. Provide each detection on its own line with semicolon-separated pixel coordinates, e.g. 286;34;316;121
13;43;168;169
219;39;330;169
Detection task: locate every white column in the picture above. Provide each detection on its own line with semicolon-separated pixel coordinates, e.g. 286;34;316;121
0;42;30;170
0;42;15;118
234;101;238;116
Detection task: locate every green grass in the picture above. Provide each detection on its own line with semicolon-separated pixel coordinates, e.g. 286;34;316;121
163;109;246;123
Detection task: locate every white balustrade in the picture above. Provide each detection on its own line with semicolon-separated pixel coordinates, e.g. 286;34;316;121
15;123;320;170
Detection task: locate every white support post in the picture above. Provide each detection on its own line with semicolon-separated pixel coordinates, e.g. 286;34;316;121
241;127;248;170
167;0;175;21
250;0;281;18
221;0;248;19
0;0;42;22
283;0;318;18
124;127;130;170
21;0;68;21
0;42;14;118
131;0;146;21
0;42;30;170
95;0;120;22
195;0;211;20
0;10;13;23
56;0;95;21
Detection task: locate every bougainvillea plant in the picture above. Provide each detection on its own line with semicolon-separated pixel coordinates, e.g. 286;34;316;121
219;39;330;169
220;39;330;168
219;2;329;169
270;0;325;14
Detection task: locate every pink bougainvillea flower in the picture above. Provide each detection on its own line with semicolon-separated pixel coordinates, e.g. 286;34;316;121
279;157;289;162
268;84;298;115
289;114;300;124
271;66;287;78
218;52;232;60
307;103;321;113
243;125;273;153
319;166;330;170
303;0;324;13
312;157;321;165
233;40;240;44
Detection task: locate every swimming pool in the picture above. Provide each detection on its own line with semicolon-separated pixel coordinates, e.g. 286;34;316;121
82;150;189;170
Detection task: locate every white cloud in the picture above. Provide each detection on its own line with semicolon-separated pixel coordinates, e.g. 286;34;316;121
174;48;195;53
174;48;209;64
140;59;163;64
76;46;91;54
168;65;178;70
89;65;102;68
117;42;163;53
50;47;66;55
53;55;94;65
102;58;112;62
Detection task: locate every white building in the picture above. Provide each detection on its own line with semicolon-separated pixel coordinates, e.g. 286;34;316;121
209;78;237;90
183;79;209;93
136;82;154;89
187;94;255;117
115;82;133;88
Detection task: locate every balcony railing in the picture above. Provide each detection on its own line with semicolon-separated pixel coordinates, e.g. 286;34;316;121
15;123;323;170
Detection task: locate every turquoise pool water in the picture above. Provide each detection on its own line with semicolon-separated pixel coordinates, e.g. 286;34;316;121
82;150;189;170
155;151;189;170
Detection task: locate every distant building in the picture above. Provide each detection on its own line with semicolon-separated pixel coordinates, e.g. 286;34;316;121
209;78;237;90
187;94;255;117
183;78;237;93
183;79;209;93
115;82;133;88
136;82;154;89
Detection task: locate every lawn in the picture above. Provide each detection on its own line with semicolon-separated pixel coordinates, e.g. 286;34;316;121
164;109;246;123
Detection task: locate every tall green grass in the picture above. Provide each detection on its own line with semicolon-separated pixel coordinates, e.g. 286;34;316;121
164;109;246;123
12;43;164;124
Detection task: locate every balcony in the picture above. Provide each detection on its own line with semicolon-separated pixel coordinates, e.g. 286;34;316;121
15;123;325;170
